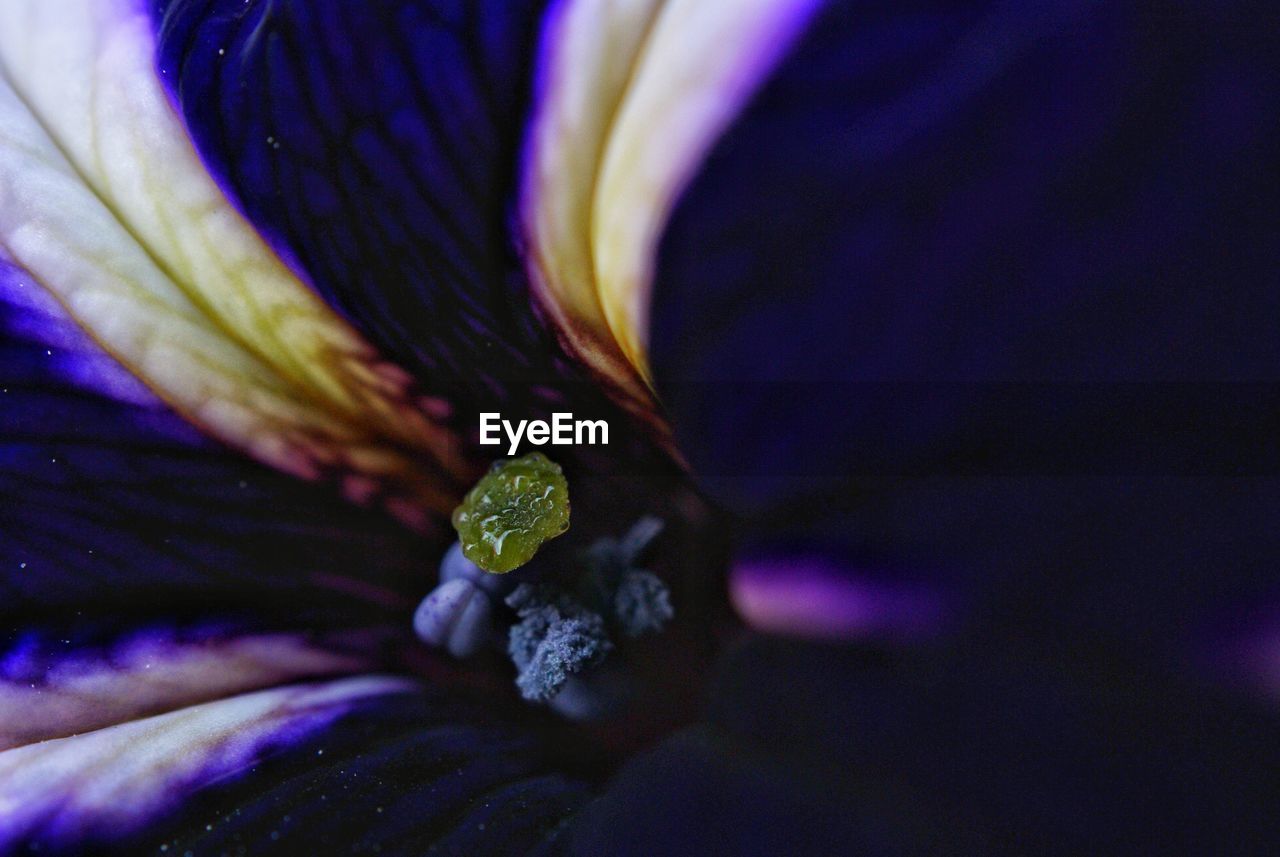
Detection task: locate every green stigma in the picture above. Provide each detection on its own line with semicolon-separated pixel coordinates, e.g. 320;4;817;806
452;452;570;573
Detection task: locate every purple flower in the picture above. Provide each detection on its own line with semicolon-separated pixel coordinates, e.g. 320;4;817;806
2;1;1279;854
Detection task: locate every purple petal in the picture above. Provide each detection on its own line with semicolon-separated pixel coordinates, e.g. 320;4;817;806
646;2;1280;660
125;684;591;855
149;1;607;429
0;258;431;621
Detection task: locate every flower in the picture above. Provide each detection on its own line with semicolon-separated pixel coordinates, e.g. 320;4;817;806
2;0;1279;854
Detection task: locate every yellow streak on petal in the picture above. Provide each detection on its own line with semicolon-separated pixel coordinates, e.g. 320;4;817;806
524;0;666;408
592;0;824;380
0;0;468;523
523;0;821;391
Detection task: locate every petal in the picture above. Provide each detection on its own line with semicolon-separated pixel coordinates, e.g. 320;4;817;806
124;682;590;855
0;674;411;848
0;257;432;618
0;626;371;752
0;627;590;854
568;635;1280;853
650;0;1280;490
0;0;467;524
521;0;821;407
644;2;1280;651
0;270;585;847
149;0;687;490
149;1;558;406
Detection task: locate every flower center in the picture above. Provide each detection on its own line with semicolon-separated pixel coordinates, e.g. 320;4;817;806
420;454;674;718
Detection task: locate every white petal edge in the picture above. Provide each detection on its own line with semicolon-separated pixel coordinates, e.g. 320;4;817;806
0;631;373;751
0;675;414;847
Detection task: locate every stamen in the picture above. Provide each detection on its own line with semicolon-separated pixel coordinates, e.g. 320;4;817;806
613;570;674;638
412;579;493;659
416;510;674;716
502;519;674;705
507;584;611;702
